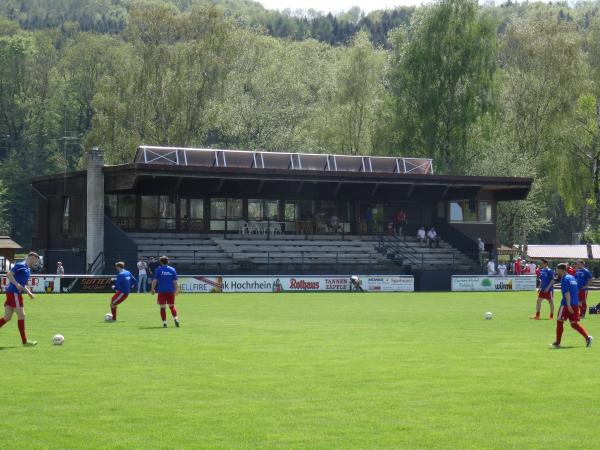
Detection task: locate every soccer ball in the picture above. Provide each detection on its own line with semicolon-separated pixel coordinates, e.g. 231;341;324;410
104;313;114;322
484;311;493;320
53;334;64;345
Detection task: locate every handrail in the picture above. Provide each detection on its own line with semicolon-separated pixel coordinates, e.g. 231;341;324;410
87;252;104;274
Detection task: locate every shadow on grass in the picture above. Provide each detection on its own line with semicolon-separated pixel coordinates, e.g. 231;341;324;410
0;346;18;350
138;326;167;330
548;345;575;350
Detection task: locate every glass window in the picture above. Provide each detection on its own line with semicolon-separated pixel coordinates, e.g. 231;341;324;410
159;196;176;230
210;198;226;231
227;199;242;218
179;198;188;220
141;196;158;229
248;199;263;220
265;200;279;220
450;202;463;222
211;198;226;219
450;200;491;223
285;201;296;221
62;197;70;233
479;201;492;223
118;195;136;218
190;199;203;219
105;195;117;217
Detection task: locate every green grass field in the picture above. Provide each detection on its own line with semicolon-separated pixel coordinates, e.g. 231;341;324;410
0;291;598;449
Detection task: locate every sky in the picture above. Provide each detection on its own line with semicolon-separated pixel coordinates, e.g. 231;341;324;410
257;0;428;14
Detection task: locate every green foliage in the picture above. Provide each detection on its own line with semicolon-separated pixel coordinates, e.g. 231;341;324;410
4;0;600;245
389;0;497;173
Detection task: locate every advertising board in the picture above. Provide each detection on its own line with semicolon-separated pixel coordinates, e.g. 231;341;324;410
0;275;61;293
451;275;536;292
179;275;415;293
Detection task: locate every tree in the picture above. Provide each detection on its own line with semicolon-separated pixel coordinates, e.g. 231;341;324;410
389;0;497;173
330;31;385;155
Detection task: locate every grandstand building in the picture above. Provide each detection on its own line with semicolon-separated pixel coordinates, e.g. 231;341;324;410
31;146;532;282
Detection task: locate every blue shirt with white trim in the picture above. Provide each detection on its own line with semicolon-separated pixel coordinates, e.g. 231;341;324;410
115;270;136;294
6;262;30;294
560;274;579;307
154;265;177;293
576;268;593;292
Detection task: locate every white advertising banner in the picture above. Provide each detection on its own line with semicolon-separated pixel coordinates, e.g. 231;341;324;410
451;275;537;292
0;275;61;293
179;275;415;293
364;275;415;292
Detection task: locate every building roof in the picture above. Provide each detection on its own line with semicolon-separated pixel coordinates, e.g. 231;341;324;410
526;245;588;260
590;245;600;259
0;236;23;250
31;146;534;202
135;146;435;175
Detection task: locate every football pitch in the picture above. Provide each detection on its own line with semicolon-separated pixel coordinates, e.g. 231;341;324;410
1;292;598;450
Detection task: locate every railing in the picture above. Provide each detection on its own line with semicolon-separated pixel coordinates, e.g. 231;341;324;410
99;250;389;275
87;252;104;275
378;234;482;273
136;145;435;175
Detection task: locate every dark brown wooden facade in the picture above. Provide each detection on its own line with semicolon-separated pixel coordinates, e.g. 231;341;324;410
32;159;532;254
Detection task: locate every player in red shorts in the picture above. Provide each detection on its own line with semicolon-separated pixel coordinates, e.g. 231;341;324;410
575;260;593;319
0;252;40;346
551;263;592;348
150;256;180;328
531;259;554;320
107;262;136;322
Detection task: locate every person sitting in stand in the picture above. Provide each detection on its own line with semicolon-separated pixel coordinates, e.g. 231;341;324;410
427;227;440;248
417;226;427;246
56;261;65;276
329;215;340;234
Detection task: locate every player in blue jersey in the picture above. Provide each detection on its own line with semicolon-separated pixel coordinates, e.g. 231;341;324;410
575;260;593;319
150;256;180;328
531;259;554;320
551;263;592;348
107;262;137;322
0;252;40;346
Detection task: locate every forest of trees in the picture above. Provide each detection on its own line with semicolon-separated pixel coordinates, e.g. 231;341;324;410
1;0;600;247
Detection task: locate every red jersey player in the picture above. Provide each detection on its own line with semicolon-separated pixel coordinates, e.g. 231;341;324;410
151;256;180;328
0;252;40;346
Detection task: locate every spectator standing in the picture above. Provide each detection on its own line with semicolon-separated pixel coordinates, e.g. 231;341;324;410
497;262;507;277
148;256;158;278
394;210;407;239
515;258;522;275
487;258;496;276
417;227;427;246
477;238;485;265
137;257;148;293
427;227;440;248
56;261;65;276
329;215;340;234
491;244;499;271
528;261;537;276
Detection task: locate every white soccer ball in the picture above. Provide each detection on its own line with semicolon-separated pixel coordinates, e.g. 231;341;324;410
484;311;493;320
53;334;64;345
104;313;114;322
